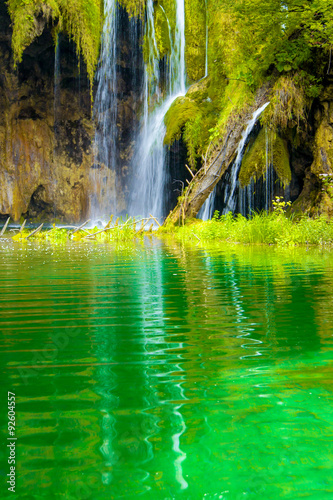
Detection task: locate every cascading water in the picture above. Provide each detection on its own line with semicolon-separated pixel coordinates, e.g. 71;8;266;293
129;0;186;220
223;102;270;214
52;34;61;219
238;125;291;216
90;0;118;221
198;187;216;221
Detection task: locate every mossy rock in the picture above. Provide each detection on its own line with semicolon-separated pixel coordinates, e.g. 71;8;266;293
164;97;200;145
311;114;333;175
239;128;292;187
154;4;172;58
186;77;210;103
118;0;145;18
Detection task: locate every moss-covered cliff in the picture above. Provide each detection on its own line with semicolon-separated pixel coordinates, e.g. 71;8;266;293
1;0;333;223
0;1;142;222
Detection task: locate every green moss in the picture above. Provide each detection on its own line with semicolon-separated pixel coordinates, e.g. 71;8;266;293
150;0;176;60
312;118;333;175
262;75;307;130
118;0;145;19
239;128;292;188
273;134;292;186
184;0;206;81
164;78;217;168
239;128;266;187
164;97;199;145
7;0;102;88
209;80;253;144
154;4;172;59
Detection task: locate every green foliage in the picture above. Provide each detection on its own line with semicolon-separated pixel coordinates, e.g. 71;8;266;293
11;218;152;243
7;0;102;87
166;210;333;246
272;196;291;216
319;173;333;202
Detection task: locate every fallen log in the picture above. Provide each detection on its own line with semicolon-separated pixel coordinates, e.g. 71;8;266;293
164;87;271;226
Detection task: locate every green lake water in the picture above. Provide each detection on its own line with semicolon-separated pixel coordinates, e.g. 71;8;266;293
0;239;333;499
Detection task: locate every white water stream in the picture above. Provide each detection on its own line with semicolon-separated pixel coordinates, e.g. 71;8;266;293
223;102;270;214
129;0;186;220
90;0;118;220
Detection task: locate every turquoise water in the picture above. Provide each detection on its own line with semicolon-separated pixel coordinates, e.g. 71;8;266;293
1;239;333;499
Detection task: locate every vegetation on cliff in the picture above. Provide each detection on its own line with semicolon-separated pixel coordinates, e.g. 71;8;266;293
7;0;103;85
162;0;331;173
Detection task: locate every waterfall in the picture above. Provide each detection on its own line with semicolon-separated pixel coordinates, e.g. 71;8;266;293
238;125;291;216
223;102;270;214
198;186;216;220
129;0;186;220
90;0;118;221
52;34;61;219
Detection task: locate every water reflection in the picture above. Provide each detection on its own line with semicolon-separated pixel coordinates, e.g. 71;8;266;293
0;241;332;498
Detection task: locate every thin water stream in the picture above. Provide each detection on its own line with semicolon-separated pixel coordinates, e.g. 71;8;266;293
129;0;186;220
91;0;118;219
1;240;333;499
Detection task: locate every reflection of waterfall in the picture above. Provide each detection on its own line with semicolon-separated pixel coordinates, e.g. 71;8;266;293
223;102;270;214
129;0;186;219
90;0;118;219
172;371;188;490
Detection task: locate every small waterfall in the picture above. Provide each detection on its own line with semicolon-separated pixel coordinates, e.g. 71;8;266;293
198;186;216;220
53;35;61;219
129;0;186;220
223;102;270;214
238;125;291;216
90;0;118;220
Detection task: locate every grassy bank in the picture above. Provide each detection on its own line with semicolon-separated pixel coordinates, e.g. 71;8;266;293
2;209;333;247
160;211;333;247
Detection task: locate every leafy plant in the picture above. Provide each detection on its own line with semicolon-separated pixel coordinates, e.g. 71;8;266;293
272;196;292;216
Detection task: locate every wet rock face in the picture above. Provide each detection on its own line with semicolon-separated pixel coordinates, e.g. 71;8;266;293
294;80;333;216
0;5;94;223
0;5;144;222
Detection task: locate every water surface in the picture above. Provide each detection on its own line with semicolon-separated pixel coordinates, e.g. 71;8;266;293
1;239;333;499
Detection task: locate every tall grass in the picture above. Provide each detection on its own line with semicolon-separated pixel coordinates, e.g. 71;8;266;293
163;211;333;246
